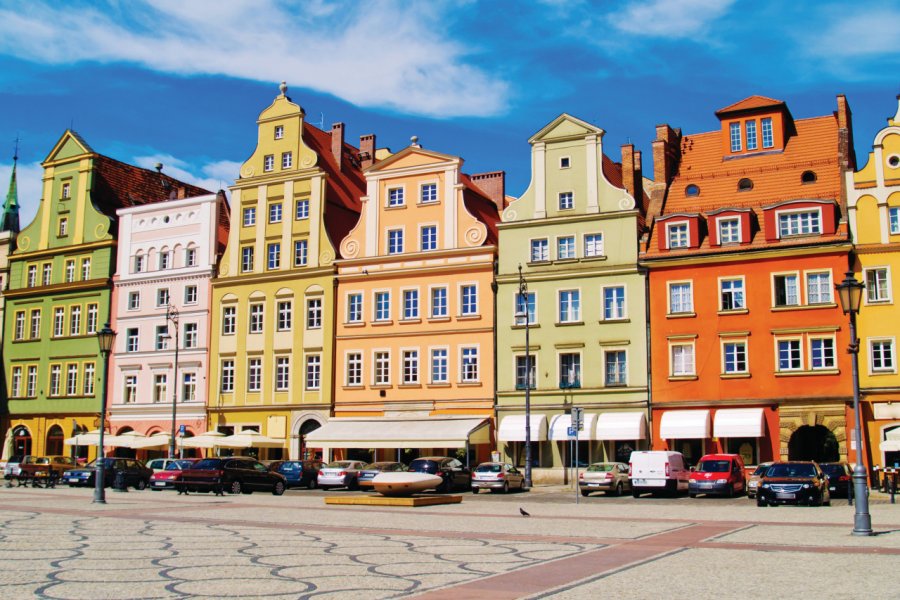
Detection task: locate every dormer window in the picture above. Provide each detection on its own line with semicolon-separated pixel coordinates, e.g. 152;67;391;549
718;218;741;244
685;184;700;197
801;170;817;184
761;118;774;148
667;222;689;249
746;120;758;150
738;178;753;191
778;209;821;237
729;122;742;152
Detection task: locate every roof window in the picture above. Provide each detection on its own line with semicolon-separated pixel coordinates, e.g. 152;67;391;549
685;184;700;197
801;170;817;184
737;178;753;192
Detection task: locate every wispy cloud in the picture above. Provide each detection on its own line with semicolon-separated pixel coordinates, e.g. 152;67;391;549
0;0;508;118
608;0;736;40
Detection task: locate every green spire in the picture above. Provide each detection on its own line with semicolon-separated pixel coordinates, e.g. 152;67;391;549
1;150;20;234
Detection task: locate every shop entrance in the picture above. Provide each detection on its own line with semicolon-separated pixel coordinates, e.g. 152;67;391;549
788;425;839;462
297;420;322;461
13;425;32;456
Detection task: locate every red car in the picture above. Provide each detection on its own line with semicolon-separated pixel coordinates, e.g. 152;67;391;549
150;458;200;490
689;453;746;498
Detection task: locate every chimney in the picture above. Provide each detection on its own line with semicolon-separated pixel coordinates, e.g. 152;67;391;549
646;124;682;224
331;122;345;170
835;94;855;171
620;144;643;206
177;186;186;199
359;134;376;170
470;171;506;209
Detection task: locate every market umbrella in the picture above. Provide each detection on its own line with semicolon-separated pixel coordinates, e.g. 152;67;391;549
129;433;171;450
0;428;13;463
216;430;285;449
64;429;104;446
104;431;150;448
181;430;226;449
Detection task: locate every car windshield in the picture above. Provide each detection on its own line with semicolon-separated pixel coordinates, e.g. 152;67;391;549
752;464;771;476
475;464;502;473
325;461;353;469
586;464;615;472
278;462;302;471
820;464;845;477
34;457;51;465
165;461;194;471
364;462;393;470
409;460;439;473
87;458;116;468
22;456;38;465
697;460;730;473
767;464;816;478
192;459;223;470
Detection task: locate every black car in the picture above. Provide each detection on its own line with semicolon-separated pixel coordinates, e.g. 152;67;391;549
358;461;407;489
268;460;322;489
180;457;286;495
756;461;831;507
62;458;153;490
408;456;470;493
820;462;852;498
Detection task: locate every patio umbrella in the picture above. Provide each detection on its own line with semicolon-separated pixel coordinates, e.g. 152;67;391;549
1;428;12;463
64;429;104;446
181;430;226;449
128;433;171;450
216;430;285;449
104;431;150;448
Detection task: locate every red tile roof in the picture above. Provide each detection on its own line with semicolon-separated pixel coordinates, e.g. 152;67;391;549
715;95;785;115
92;155;212;217
460;173;501;245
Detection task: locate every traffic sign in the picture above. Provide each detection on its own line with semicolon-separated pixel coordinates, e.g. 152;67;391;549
567;426;576;437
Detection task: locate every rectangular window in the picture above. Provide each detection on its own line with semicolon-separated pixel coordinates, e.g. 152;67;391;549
306;298;322;329
720;278;745;311
374;351;390;385
871;340;895;372
66;364;78;396
729;122;742;152
375;291;390;321
128;291;140;310
346;353;362;386
10;366;22;397
667;223;689;248
220;361;234;393
186;247;197;267
891;207;900;235
277;301;292;331
249;304;264;333
49;365;60;396
584;233;603;257
281;152;293;169
460;284;478;316
402;350;419;384
154;374;167;402
27;365;37;397
777;339;802;371
275;357;290;391
431;287;448;318
134;255;145;273
671;344;695;376
718;218;741;244
267;242;281;270
241;246;254;272
182;373;196;402
558;191;574;210
403;289;419;320
14;311;25;340
388;187;404;207
159;252;170;270
431;348;448;383
242;206;256;227
81;258;91;280
761;118;774;148
65;260;75;283
604;286;626;320
347;293;363;323
558;290;580;323
264;154;274;172
388;229;404;254
778;211;821;237
559;353;581;388
806;272;832;304
810;338;835;370
62;182;71;198
26;265;37;287
515;355;535;390
126;328;139;352
82;363;94;396
421;183;438;203
295;199;309;220
461;347;479;382
247;358;262;391
155;325;168;350
605;351;627;386
530;239;549;262
515;291;535;325
53;307;65;337
42;264;52;286
557;236;575;260
183;323;198;349
420;225;437;251
773;274;799;306
866;268;890;303
157;288;170;307
723;342;747;374
69;306;81;336
222;306;236;335
123;375;137;403
30;309;41;339
274;125;284;139
57;217;68;237
184;285;198;304
86;304;98;334
293;240;308;267
269;202;282;224
745;120;758;150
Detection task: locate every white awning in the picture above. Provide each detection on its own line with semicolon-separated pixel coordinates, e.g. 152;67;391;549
713;408;765;438
549;413;598;440
659;410;710;439
881;440;900;452
595;412;648;441
217;430;286;449
497;414;548;442
304;417;491;449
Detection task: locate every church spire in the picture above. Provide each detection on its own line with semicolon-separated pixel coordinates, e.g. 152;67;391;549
0;140;21;234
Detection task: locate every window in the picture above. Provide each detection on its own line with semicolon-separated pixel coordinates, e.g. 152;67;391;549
180;372;196;402
421;183;437;203
374;352;390;385
241;246;254;272
375;291;391;321
891;208;900;235
128;292;140;310
718;218;740;244
80;258;91;280
558;192;574;210
671;344;695;376
346;353;362;386
281;152;292;169
277;301;292;331
86;304;98;334
743;120;757;151
42;264;52;286
14;311;25;340
667;223;689;248
269;202;282;223
275;357;290;391
155;325;168;350
388;187;404;207
431;348;448;383
515;291;535;325
220;361;234;393
58;218;68;237
866;268;890;303
183;323;198;349
49;365;61;396
515;355;536;390
274;125;284;139
761;117;774;148
773;274;799;306
249;304;264;333
810;338;835;370
126;328;139;352
157;288;170;307
685;184;700;197
420;225;437;251
584;233;603;257
62;182;71;198
27;265;36;287
264;154;274;172
871;340;895;372
347;293;363;323
461;347;479;382
530;239;549;262
460;285;477;316
159;252;170;270
295;199;309;220
69;306;81;336
777;340;802;371
293;240;308;267
247;358;262;391
729;122;742;152
222;306;236;335
723;342;747;374
806;272;832;304
778;211;820;237
10;366;22;397
801;170;817;184
242;207;256;227
403;289;419;320
557;236;575;260
388;229;404;254
53;307;65;337
154;374;168;402
184;285;198;304
738;178;753;192
82;363;93;396
186;247;197;267
560;156;570;169
402;350;419;384
605;351;627;386
306;298;322;329
65;260;75;283
604;286;626;320
66;364;78;396
558;290;580;323
559;353;581;388
134;255;145;273
30;309;41;339
720;278;745;311
123;375;137;403
267;243;281;270
431;287;448;318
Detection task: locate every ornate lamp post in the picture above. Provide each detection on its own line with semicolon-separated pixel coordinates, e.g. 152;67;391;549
162;305;180;459
517;264;533;489
94;323;116;504
835;271;873;536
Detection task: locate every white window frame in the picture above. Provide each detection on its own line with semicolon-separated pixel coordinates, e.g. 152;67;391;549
530;238;549;263
890;207;900;235
387;228;404;255
558;351;582;388
269;202;283;224
220;361;234;393
666;221;690;249
184;285;198;305
558;289;581;323
808;335;836;371
402;288;420;320
719;276;746;311
604;349;628;387
402;349;420;384
721;340;748;375
263;154;274;172
514;290;536;326
864;267;892;304
670;342;696;377
775;337;804;372
557;235;576;260
420;224;438;251
459;283;478;316
558;191;574;210
745;119;758;151
306;298;322;330
267;242;281;270
277;300;292;331
249;303;264;334
602;285;627;320
373;350;391;386
460;346;479;382
776;208;822;238
869;338;897;374
729;122;742;152
345;352;363;387
430;286;448;319
222;306;236;335
584;233;604;257
761;117;774;148
347;292;363;323
667;280;694;315
387;186;405;207
419;182;438;204
281;151;293;169
717;217;741;244
293;239;308;267
771;271;801;307
242;206;256;227
247;358;262;392
804;270;833;305
275;356;291;391
430;347;449;384
295;198;310;220
374;290;391;322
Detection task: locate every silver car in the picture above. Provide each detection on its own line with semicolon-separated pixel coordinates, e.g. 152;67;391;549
471;462;525;493
317;460;367;490
580;462;631;497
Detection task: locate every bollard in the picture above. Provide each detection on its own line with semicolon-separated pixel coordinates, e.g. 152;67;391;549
113;470;128;493
891;474;896;505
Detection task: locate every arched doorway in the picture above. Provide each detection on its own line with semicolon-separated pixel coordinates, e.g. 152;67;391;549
12;426;31;456
46;425;65;456
788;425;839;462
298;419;322;461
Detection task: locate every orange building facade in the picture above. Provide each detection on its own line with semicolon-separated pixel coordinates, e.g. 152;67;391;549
642;95;858;467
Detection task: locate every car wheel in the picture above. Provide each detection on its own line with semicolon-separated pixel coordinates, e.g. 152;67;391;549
273;481;285;496
348;478;360;491
502;482;509;494
689;493;697;499
307;478;317;490
436;480;450;494
230;480;242;495
136;479;148;491
615;482;623;497
472;487;479;494
632;489;641;498
726;484;734;498
757;498;767;507
581;490;590;497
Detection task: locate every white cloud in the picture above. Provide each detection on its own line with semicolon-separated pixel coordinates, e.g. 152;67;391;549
609;0;735;39
0;0;509;118
804;9;900;59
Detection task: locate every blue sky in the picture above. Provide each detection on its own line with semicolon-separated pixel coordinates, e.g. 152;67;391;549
1;0;898;226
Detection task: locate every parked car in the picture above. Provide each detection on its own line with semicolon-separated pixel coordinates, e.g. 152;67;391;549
17;456;77;483
819;462;853;498
471;462;525;494
149;459;200;490
62;458;153;489
746;462;774;499
756;461;831;507
146;458;194;474
357;462;406;489
689;454;746;498
4;454;32;479
317;460;367;490
629;451;690;497
269;460;323;489
579;462;631;497
408;456;471;493
180;457;286;495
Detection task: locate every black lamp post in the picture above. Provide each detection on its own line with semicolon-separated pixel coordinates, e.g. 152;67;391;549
517;264;533;489
835;271;873;536
163;305;180;459
94;323;116;504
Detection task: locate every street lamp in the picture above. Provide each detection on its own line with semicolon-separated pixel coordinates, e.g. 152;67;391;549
94;323;116;504
162;304;180;460
835;271;872;536
517;264;533;488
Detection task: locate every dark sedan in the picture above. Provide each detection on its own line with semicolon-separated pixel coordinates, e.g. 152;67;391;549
268;460;322;489
63;458;153;490
180;457;286;495
820;462;852;498
408;456;470;493
358;461;406;489
150;459;200;490
756;461;831;507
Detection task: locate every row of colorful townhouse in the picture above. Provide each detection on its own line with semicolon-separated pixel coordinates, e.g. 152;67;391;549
2;84;899;483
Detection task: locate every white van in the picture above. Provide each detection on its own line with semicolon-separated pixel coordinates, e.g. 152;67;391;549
629;451;690;497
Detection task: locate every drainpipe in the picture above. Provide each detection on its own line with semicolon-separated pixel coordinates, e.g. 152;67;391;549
643;265;653;451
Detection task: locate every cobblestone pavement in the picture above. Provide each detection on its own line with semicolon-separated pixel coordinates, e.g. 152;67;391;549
0;485;898;599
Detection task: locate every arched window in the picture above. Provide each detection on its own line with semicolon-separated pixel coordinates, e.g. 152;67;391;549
46;425;65;456
12;425;32;456
801;170;817;184
685;184;700;197
737;178;753;191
